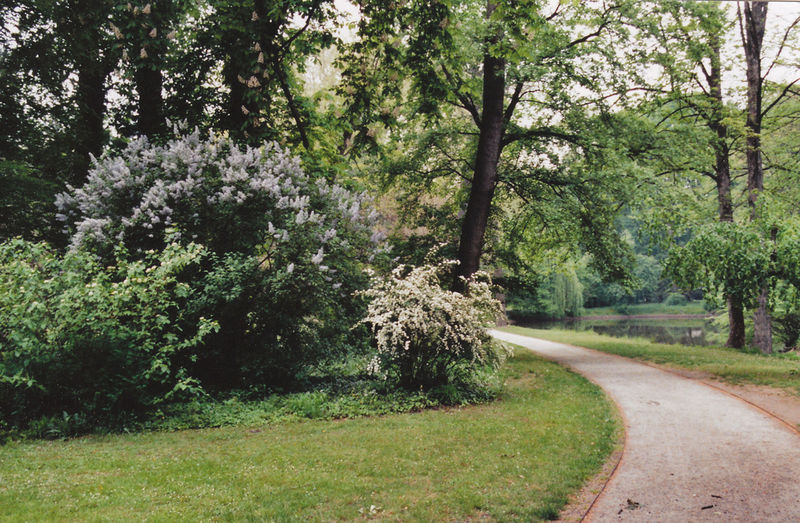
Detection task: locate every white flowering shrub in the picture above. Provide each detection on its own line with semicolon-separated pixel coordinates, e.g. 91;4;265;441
360;261;507;389
55;127;389;389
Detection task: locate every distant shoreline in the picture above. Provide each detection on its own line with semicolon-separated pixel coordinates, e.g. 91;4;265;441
507;312;715;324
558;313;713;321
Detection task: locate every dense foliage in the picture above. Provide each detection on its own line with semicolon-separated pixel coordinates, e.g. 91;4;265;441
0;239;216;425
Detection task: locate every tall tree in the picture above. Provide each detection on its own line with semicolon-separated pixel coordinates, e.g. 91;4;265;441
114;0;187;139
641;1;747;346
68;0;119;179
196;0;338;149
739;1;772;353
343;0;640;291
737;2;800;352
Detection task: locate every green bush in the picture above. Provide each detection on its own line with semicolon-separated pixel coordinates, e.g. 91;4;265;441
0;239;217;426
664;292;688;306
360;261;508;389
0;160;61;243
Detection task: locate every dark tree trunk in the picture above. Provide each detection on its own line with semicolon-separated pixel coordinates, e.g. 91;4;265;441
73;54;107;185
135;3;165;139
453;1;505;293
708;40;744;348
68;2;110;186
223;58;248;138
727;297;746;348
742;1;766;215
136;61;165;138
741;1;772;354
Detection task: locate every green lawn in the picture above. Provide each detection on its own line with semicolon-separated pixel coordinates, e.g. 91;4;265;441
502;326;800;394
0;349;619;522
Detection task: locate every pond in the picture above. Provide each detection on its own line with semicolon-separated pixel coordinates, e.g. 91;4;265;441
516;316;721;346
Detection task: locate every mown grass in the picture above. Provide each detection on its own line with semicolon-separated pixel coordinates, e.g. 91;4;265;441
0;349;619;522
502;326;800;394
581;301;708;316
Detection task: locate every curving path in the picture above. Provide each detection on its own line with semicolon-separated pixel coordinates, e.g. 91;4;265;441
491;330;800;522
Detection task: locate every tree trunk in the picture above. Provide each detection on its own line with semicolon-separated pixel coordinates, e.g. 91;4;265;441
68;3;110;186
135;4;165;139
741;1;772;354
753;287;772;352
223;57;248;138
453;1;505;292
73;54;107;185
135;60;165;138
708;39;744;348
742;1;766;215
727;296;746;348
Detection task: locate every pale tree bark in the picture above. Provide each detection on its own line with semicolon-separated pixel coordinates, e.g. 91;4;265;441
740;1;772;353
453;1;505;292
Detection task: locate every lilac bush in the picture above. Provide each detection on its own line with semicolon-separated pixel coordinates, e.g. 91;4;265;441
55;126;389;388
56;124;385;267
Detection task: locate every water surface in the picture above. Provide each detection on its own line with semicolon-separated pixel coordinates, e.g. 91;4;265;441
518;317;720;346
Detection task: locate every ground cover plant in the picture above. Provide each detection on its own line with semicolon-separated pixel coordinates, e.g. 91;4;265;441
502;327;800;394
0;349;619;522
5;353;500;441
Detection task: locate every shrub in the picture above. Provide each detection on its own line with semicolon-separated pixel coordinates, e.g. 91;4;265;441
55;125;383;262
54;127;387;389
360;261;507;389
664;292;688;306
0;239;217;425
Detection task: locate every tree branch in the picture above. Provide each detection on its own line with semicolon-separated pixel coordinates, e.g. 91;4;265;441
271;58;310;150
762;15;800;81
441;64;481;127
277;11;315;60
761;77;800;119
546;1;562;21
503;81;524;124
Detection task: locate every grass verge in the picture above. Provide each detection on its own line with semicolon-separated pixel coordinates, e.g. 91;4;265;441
0;348;619;522
501;326;800;394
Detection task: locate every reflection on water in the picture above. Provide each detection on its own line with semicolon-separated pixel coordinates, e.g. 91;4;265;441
519;318;720;346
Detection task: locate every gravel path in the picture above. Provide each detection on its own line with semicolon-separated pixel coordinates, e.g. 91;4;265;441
491;330;800;522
